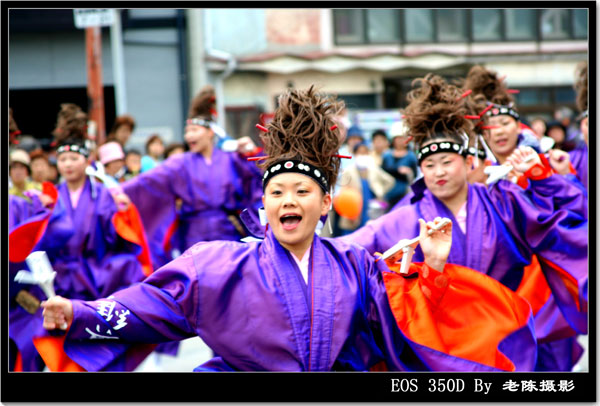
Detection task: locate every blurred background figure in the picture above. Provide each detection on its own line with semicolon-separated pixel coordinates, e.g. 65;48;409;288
545;120;570;151
141;134;165;173
124;149;142;180
553;106;580;144
345;125;366;155
337;141;395;234
381;121;418;208
107;114;136;148
9;148;42;199
370;129;390;167
29;149;52;183
164;143;186;159
98;141;127;183
529;117;547;140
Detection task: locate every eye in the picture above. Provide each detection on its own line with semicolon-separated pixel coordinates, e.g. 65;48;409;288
270;190;282;196
298;189;309;194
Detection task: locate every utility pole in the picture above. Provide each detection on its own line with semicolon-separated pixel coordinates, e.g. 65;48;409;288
86;26;106;145
74;9;114;145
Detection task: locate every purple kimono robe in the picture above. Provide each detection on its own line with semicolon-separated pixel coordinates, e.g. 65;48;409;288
9;178;146;371
57;230;531;372
344;175;588;371
569;141;588;191
122;149;264;270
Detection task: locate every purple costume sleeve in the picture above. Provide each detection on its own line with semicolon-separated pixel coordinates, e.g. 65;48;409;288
488;177;587;334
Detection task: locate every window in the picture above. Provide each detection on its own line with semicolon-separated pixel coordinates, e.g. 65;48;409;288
505;9;537;40
541;9;570;39
472;9;503;41
404;9;434;42
573;9;587;38
437;10;467;42
366;9;400;43
333;9;365;44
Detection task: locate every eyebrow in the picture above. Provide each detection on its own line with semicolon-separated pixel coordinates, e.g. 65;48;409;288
269;181;311;187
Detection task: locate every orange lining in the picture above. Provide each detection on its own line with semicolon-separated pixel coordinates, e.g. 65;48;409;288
515;255;552;315
112;204;153;276
383;263;532;371
33;336;85;372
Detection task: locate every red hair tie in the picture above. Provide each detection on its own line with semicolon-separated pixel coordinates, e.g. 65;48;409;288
457;89;472;100
464;115;480;120
330;124;338;131
507;89;520;94
256;124;269;132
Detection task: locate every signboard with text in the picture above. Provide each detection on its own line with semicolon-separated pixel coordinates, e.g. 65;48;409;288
73;9;115;28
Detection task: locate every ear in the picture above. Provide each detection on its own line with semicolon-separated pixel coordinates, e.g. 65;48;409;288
465;155;475;170
321;193;332;217
261;194;266;207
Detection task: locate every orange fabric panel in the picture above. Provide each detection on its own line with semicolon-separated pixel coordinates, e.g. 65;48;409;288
163;217;180;253
14;352;23;372
33;336;85;372
9;216;51;263
112;203;153;277
515;255;552;315
383;262;532;371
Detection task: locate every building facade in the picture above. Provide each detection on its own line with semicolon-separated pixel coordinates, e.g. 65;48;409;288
8;8;590;147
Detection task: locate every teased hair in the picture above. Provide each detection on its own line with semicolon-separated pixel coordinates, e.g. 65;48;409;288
464;65;515;107
188;85;217;120
574;61;588;113
52;103;88;143
110;114;136;134
9;108;19;134
403;74;473;148
258;85;345;190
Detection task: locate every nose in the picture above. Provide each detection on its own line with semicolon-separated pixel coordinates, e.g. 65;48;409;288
434;164;446;177
282;191;298;208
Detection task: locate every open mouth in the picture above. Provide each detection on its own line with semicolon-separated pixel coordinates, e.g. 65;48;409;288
280;214;302;231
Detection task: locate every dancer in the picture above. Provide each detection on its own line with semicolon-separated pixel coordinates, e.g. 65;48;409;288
9;104;150;371
342;74;588;371
121;85;264;270
40;86;536;372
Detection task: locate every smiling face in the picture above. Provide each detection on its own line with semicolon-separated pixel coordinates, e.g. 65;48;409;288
484;115;520;162
184;123;214;154
262;172;331;259
421;151;469;205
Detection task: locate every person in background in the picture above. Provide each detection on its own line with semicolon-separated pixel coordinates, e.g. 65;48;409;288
47;157;59;184
164;143;186;159
141;134;165;173
338;142;395;234
107;114;136;148
370;129;390;167
529;117;547;140
9;149;42;200
554;106;581;144
545;121;571;151
124;149;142;180
29;150;52;184
381;121;418;208
98;141;127;183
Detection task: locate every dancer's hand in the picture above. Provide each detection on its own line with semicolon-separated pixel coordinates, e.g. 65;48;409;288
237;136;257;153
112;192;131;212
548;149;571;175
41;296;73;331
418;217;452;272
506;146;540;174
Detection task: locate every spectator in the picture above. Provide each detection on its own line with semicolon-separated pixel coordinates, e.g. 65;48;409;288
29;149;52;183
124;149;142;180
370;129;390;167
545;120;576;151
47;157;59;184
164;143;186;159
141;134;165;173
98;141;127;183
107;114;136;148
381;122;418;207
529;117;547;140
9;148;42;200
338;142;395;234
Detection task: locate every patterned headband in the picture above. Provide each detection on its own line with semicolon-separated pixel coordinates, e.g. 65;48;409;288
57;144;89;157
417;141;466;163
262;159;329;193
467;146;486;160
485;104;520;121
186;118;212;128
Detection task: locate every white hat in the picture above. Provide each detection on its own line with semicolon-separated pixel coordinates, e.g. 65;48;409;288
10;148;31;168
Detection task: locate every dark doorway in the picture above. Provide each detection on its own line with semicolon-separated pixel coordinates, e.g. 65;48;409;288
9;86;115;143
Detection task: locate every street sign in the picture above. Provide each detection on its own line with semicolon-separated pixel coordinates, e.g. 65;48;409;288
73;9;115;28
